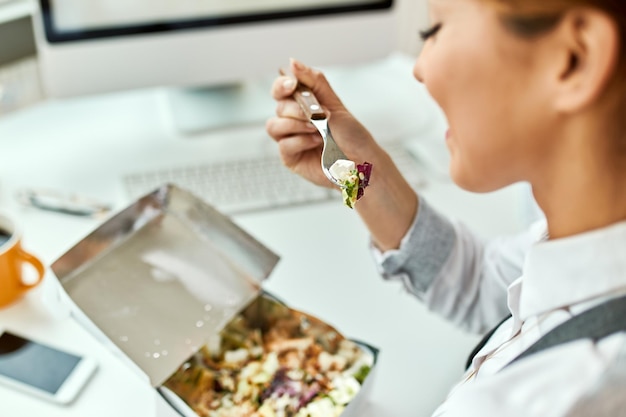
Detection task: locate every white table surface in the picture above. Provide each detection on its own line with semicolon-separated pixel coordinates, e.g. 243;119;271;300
0;53;530;417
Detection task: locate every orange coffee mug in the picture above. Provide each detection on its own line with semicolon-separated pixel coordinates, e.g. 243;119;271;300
0;213;45;308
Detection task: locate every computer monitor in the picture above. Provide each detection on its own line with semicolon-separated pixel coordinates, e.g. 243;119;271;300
32;0;396;133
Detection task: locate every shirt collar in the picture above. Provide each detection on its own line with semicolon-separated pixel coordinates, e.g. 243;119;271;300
517;220;626;321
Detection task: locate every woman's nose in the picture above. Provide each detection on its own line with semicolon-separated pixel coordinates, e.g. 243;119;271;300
413;52;425;84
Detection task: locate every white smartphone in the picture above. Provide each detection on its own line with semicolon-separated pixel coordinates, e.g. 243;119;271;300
0;330;98;405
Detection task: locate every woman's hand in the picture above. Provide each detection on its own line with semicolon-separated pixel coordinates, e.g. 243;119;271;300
266;59;419;251
265;59;378;188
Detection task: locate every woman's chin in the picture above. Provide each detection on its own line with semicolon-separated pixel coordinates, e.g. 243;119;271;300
449;167;501;194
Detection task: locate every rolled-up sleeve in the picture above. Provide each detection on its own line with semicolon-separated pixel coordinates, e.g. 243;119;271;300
372;195;542;334
375;195;456;295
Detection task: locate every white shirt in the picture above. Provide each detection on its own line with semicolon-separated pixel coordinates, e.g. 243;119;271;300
375;196;626;416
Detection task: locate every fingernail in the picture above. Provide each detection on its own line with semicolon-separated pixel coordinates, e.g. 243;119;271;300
283;77;295;90
290;58;305;71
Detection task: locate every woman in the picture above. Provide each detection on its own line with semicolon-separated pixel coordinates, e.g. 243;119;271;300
266;0;626;415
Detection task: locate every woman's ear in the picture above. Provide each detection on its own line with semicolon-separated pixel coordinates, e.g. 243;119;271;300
549;8;619;113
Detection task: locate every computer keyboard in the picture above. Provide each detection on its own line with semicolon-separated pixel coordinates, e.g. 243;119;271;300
122;141;426;215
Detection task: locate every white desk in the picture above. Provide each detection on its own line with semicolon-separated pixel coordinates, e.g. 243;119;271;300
0;54;529;417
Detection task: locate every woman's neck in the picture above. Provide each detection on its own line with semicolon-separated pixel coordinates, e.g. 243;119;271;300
532;122;626;240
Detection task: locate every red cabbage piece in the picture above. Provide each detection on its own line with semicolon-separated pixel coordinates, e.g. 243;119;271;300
356;162;373;200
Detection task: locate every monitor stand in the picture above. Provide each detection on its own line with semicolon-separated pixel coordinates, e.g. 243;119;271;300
165;79;277;135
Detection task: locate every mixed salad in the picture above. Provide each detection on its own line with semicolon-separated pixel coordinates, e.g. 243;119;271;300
164;295;374;417
328;160;373;209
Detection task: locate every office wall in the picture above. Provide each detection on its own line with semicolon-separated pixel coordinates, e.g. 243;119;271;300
395;0;428;56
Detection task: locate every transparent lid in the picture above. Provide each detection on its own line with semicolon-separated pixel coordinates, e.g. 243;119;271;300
52;184;279;387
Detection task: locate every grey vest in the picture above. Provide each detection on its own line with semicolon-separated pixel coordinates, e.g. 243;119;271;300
466;294;626;370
